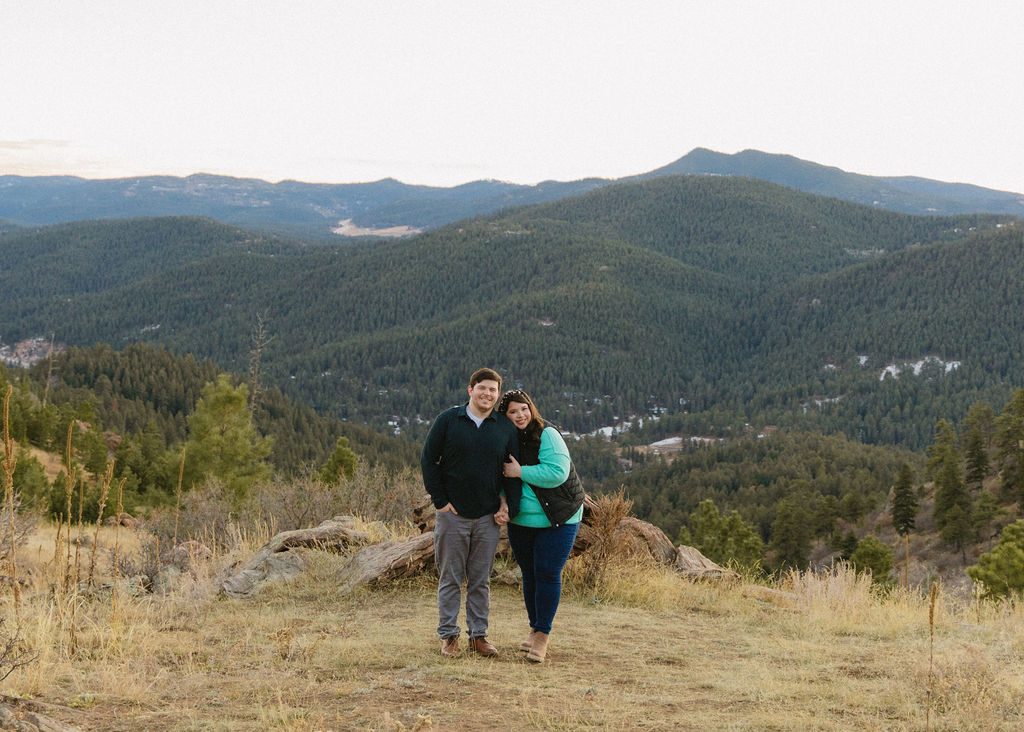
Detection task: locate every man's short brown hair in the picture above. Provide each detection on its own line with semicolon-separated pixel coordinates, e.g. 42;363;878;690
469;367;502;389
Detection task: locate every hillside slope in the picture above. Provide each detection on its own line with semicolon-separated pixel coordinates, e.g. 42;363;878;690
2;176;1020;444
644;147;1024;216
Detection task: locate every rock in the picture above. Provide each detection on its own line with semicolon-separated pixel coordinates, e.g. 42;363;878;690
153;565;183;594
615;517;678;565
412;495;436;533
0;696;83;732
492;564;523;586
102;512;140;529
169;540;213;571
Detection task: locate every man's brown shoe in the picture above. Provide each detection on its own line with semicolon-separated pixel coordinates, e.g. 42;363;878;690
440;635;460;657
469;636;497;657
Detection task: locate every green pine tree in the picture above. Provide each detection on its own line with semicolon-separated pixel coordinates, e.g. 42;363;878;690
994;389;1024;503
891;462;917;536
770;497;811;571
963;402;994;485
183;375;272;505
850;535;894;585
967;519;1024;598
686;499;764;570
318;436;358;484
930;420;971;551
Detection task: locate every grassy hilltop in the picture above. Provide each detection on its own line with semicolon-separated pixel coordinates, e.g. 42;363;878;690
3;515;1023;731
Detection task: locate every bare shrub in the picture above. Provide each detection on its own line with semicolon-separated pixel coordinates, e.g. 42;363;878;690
111;531;160;592
147;478;261;555
0;616;37;682
256;472;344;532
0;496;36;564
149;464;423;556
257;464;423;530
578;489;633;591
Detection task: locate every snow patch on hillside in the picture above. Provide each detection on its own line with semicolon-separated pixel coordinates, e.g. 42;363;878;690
880;356;961;381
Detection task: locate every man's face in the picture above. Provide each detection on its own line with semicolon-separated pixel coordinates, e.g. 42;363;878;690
467;379;500;416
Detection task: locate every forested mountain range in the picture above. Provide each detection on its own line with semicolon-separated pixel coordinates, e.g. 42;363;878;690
0;172;607;240
2;148;1022;239
1;174;1021;455
641;148;1024;216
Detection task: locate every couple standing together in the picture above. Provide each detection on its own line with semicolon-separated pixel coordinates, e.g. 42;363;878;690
421;368;584;663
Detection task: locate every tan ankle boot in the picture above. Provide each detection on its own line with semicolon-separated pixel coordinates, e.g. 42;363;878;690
526;631;549;663
519;630;536;652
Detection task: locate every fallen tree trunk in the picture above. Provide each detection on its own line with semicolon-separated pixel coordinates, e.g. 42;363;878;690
336;532;436;592
219;516;375;598
675;545;740;581
228;496;739;597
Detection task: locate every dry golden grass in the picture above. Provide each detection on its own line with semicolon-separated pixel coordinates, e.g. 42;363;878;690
3;524;1024;731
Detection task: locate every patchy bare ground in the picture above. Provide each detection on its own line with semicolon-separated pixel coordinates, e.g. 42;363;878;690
332;219;422;238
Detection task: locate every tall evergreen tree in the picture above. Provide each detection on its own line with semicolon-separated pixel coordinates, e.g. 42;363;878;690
994;389;1024;504
770;496;811;571
932;427;971;552
891;462;917;536
963;402;995;484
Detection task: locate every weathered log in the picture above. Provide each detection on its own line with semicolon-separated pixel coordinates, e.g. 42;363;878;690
674;545;740;581
337;532;436;592
219;516;374;598
741;584;798;606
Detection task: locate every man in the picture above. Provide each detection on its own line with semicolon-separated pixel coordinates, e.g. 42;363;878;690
421;367;520;657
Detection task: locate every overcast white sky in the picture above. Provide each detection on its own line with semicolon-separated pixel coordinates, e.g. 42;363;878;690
3;1;1024;192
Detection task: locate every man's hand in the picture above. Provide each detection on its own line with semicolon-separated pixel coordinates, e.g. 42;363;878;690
437;502;458;515
494;495;509;526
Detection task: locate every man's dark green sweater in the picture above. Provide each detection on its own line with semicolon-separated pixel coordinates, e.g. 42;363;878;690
421;404;521;519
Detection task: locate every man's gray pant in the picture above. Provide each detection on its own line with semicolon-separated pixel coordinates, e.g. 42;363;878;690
434;510;500;639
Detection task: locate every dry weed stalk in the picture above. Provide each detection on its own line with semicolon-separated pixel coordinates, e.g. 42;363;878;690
173;446;186;547
2;385;21;614
903;533;910;590
88;461;116;588
111;471;124;615
926;581;938;730
56;421;76;593
74;466;85;587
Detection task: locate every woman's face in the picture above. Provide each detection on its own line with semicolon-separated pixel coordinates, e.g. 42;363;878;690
505;400;532;430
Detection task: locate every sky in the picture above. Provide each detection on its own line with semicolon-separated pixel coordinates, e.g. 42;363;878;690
3;1;1024;192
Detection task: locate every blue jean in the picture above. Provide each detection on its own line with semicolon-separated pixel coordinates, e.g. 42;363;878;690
434;510;501;639
507;522;580;635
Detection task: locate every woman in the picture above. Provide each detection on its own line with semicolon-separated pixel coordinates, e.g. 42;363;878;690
497;389;584;663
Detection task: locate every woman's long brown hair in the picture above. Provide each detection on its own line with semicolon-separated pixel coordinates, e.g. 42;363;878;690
497;389;545;444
